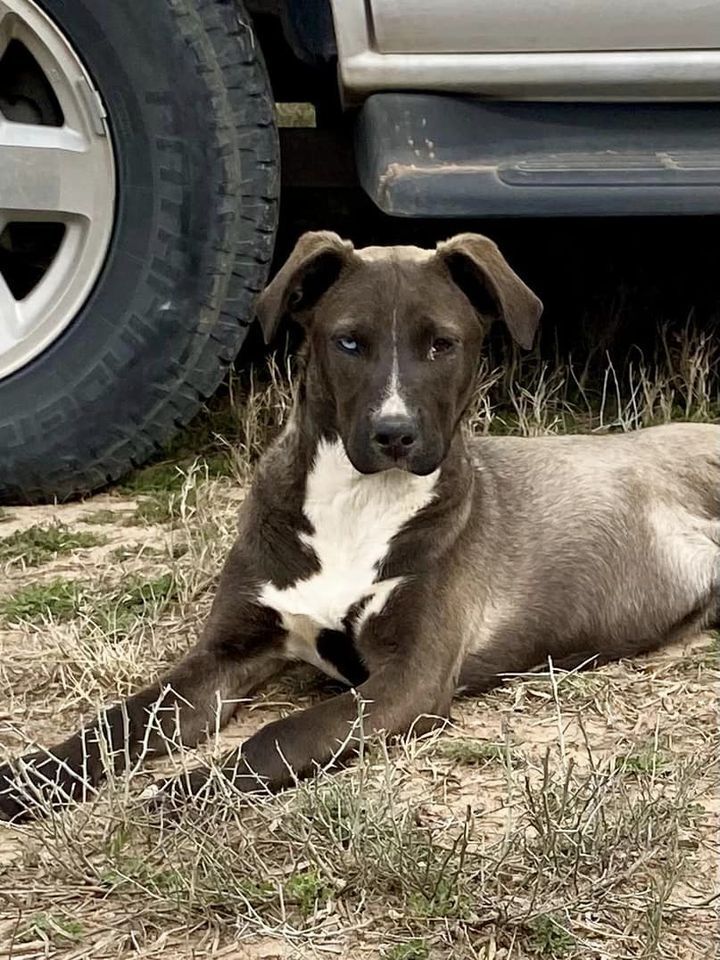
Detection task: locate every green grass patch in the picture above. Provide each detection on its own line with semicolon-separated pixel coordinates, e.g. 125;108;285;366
435;738;518;767
0;571;177;630
0;578;84;623
283;868;332;918
119;461;187;496
616;743;673;777
121;453;235;497
100;858;184;897
203;452;237;480
126;494;178;525
18;912;84;946
122;453;237;526
81;509;125;525
120;462;185;526
526;915;576;956
0;523;106;567
408;875;471;919
87;573;179;638
383;942;430;960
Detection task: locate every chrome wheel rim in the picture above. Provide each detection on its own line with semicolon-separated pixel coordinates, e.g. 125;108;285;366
0;0;116;379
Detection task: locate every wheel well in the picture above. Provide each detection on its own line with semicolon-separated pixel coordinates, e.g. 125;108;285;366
245;0;339;114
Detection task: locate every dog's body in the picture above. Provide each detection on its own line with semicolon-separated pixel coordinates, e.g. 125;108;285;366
1;233;718;819
250;422;720;696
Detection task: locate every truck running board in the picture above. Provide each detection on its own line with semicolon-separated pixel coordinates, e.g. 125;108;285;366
355;95;720;217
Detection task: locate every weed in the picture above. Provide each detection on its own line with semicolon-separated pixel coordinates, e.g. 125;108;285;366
81;508;124;525
284;869;332;918
526;915;575;956
384;941;430;960
0;522;105;567
616;742;673;777
119;462;190;525
120;446;239;528
435;738;518;767
88;573;178;639
127;493;178;525
0;578;83;623
124;456;233;525
275;101;316;127
100;857;184;898
120;461;187;497
18;912;84;945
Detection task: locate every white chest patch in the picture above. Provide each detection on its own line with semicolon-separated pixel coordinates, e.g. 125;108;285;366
259;439;438;675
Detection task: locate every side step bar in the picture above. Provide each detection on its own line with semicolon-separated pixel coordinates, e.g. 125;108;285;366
355;95;720;217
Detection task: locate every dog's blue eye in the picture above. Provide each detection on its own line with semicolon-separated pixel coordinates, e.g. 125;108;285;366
337;335;359;354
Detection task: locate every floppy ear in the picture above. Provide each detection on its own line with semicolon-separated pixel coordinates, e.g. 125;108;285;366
436;233;543;350
254;231;355;344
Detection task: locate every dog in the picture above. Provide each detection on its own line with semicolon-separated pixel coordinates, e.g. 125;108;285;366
1;231;719;820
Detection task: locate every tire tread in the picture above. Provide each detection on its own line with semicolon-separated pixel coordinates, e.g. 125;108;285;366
0;0;279;503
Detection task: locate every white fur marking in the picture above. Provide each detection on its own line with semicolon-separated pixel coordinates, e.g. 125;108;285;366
259;439;438;678
378;308;409;417
354;576;404;633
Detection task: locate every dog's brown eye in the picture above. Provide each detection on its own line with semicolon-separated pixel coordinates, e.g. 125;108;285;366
429;337;456;360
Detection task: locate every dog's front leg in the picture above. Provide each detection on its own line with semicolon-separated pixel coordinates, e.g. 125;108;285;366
241;664;451;788
0;551;285;821
159;668;449;803
159;609;458;802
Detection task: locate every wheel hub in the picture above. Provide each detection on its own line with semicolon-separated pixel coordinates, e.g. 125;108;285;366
0;0;116;379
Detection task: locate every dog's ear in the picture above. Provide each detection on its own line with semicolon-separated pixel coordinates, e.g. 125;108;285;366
436;233;543;350
255;231;355;344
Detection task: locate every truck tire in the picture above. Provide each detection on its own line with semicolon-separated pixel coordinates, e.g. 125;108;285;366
0;0;279;503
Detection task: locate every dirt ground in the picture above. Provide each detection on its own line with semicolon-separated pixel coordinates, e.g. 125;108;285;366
0;448;717;960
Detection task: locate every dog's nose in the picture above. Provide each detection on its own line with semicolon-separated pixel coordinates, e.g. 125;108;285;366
372;415;419;460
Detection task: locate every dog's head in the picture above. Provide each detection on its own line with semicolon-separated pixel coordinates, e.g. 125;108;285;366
256;232;542;476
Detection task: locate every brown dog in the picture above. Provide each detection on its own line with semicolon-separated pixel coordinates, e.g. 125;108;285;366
1;231;719;819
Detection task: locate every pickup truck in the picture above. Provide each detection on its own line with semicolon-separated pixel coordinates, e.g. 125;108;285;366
2;0;719;502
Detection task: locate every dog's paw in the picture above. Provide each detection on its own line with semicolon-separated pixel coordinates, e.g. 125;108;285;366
143;759;267;818
0;786;27;823
0;753;92;822
0;758;39;823
141;767;213;817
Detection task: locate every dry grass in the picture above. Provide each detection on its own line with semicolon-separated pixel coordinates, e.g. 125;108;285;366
0;337;718;959
465;321;720;438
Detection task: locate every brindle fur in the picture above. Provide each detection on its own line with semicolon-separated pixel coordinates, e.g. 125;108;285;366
1;232;718;820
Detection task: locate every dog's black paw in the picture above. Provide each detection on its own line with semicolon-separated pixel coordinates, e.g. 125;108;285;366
0;789;28;823
140;768;215;822
143;758;268;818
0;758;40;823
0;753;92;822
